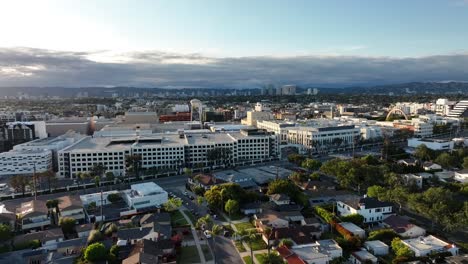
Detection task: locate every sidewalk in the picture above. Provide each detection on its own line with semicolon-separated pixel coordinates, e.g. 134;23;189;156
228;215;265;264
180;209;210;263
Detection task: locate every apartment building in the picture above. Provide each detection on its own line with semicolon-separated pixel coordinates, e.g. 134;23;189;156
58;129;278;178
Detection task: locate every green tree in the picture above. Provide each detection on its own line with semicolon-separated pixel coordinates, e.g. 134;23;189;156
84;242;108;262
391;238;414;258
368;229;399;243
125;154;142;181
38;170;56;193
163;197;183;212
287;153;306;165
289;171;307;183
197;196;204;206
193;186;205;196
90;163;106;178
94;176;100;188
59;217;76;235
0;224;12;243
463;157;468;169
367;185;387;200
258;252;284;264
225;199;239;220
235;228;260;263
414;144;434;161
279;238;294;248
9;175;30;196
434;152;456;169
105;171;115;181
301;158;322;171
309;172;321;180
107;193;122;203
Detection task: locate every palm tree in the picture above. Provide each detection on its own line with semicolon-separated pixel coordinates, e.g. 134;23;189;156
125;154;142;183
46;199;60;225
211;224;223;264
235;228;259;263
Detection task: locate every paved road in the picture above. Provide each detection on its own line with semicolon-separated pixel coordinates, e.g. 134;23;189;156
208;236;243;264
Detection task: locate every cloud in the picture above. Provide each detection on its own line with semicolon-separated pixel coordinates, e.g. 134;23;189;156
0;47;468;88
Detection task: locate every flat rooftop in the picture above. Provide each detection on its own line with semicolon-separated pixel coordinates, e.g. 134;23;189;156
339;222;365;233
403;235;451;251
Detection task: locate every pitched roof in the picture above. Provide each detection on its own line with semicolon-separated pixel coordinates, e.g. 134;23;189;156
270;194;291;202
17;200;48;217
123;252;160;264
277;245;307;264
57;195;83;211
341;197;393;210
383;215;419;233
117;227;153;240
139;212;171;226
76;223;94;233
13;228;64;245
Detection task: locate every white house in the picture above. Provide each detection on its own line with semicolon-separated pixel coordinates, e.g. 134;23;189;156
350;249;378;264
454;169;468;183
383;215;426;238
364;240;389;256
337;196;393;223
269;194;291;205
123;182;168;210
16;200;51;231
290;239;343;264
338;222;366;239
402;235;459;257
57;195;85;223
402;174;423;189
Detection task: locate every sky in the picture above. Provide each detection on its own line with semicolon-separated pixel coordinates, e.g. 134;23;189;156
1;0;468;88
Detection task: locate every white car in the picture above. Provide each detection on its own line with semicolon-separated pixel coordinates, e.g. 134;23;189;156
204;230;212;238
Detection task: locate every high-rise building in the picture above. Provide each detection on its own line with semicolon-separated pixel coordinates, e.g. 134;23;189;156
281;85;297;95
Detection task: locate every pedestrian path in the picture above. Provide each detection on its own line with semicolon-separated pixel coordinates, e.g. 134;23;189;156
180;209;207;263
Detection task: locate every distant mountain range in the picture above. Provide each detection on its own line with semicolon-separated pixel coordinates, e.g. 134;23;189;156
0;82;467;97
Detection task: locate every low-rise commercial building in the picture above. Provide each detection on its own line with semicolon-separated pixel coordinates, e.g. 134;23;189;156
0;149;52;176
123;182;168;210
402;235;459;257
408;138;454;151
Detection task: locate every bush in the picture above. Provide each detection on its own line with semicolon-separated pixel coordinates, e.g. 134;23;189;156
104;223;118;237
107;193;122;203
193;186;205;196
340;214;364;226
314;205;335;223
84;242;108;262
59;217;76;234
368;229;399;243
14;239;41;250
88;230;104;244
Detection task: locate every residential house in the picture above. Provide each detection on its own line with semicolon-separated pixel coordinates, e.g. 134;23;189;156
397;159;419;167
254;210;289;228
188;173;226;190
76;223;94;238
270;194;291;205
364;240;389;256
337;196;393;223
54;237;87;259
454;169;468;183
286;240;343;264
402;235;459;257
118;227;158;245
16;200;50;230
57;195;85;223
383;215;426;238
337;222;366;239
13;228;64;250
122;239;176;264
349;249;378;264
402;174;423;189
297;180;335;191
422;162;442;171
276;245;307;264
240;202;263;215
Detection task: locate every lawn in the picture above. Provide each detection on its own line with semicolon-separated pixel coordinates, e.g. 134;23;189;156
201;245;213;261
235;240;246;252
171;210;189;227
177;246;200;264
249;236;267;251
243;256;253;264
183;210;197;224
227;212;245;221
234;221;255;232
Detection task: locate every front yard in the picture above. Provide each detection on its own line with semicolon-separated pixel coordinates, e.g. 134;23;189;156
171;210;189;227
234;221;256;232
177;245;200;264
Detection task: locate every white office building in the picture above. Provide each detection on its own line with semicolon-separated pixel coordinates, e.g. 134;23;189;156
408;138;454;151
287;125;360;152
0;149;52;176
58;129;278;178
256;120;296;144
123;182;168;210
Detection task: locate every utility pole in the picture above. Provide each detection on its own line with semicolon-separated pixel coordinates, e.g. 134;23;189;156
100;190;104;223
33;163;37;200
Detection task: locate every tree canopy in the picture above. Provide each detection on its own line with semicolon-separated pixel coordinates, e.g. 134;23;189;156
84;242;107;262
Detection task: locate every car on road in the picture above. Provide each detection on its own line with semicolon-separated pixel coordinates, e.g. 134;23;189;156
204;230;212;238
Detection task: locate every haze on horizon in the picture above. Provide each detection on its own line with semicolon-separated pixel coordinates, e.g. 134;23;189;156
1;0;468;88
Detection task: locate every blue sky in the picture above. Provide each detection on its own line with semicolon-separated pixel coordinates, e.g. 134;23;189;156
0;0;468;87
1;0;468;57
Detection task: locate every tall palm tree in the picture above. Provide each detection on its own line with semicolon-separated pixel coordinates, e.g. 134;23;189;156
235;228;259;263
125;154;142;183
211;224;223;264
263;226;273;262
46;199;60;225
